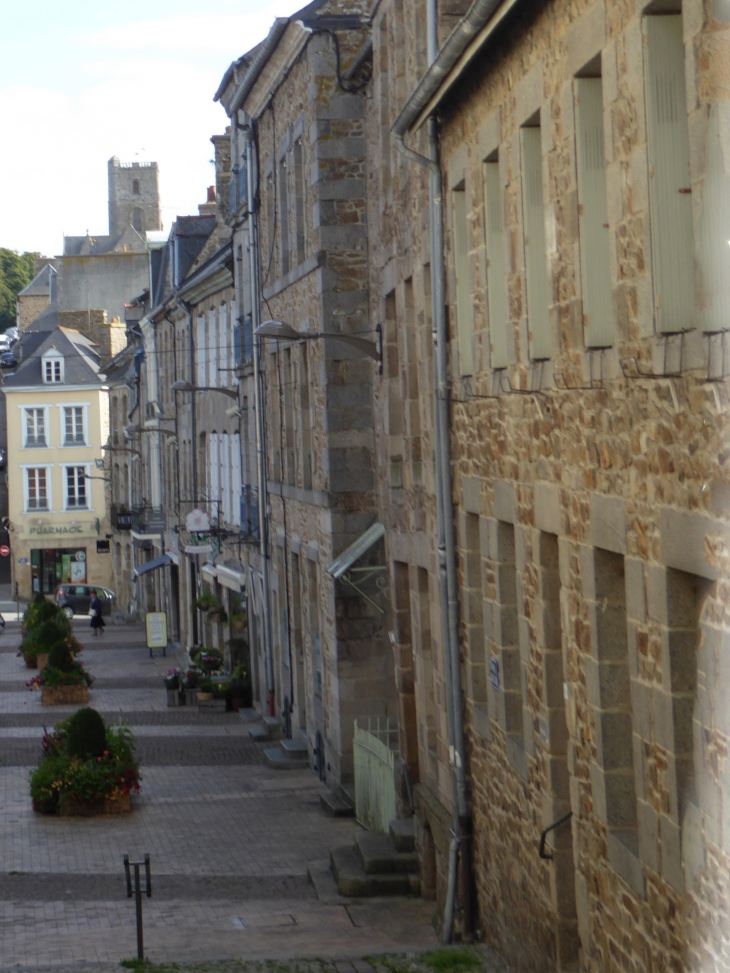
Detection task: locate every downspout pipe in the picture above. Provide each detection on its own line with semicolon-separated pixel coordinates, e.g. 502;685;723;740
242;119;276;718
392;2;474;946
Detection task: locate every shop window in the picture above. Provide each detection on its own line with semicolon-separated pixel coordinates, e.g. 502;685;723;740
24;408;47;447
25;468;49;511
64;466;88;509
63;406;86;445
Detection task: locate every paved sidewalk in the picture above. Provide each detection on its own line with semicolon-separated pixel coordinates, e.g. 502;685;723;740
0;621;439;967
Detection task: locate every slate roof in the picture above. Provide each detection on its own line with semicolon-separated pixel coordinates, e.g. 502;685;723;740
18;264;57;298
63;224;146;256
4;326;104;390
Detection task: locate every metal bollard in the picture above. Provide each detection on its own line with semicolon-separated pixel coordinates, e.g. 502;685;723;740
123;853;151;960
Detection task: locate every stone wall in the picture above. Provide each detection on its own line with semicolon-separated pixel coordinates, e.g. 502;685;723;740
431;0;730;966
58;309;126;364
17;294;50;331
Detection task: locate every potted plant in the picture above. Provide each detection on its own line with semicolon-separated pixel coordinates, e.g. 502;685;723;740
20;606;73;669
29;638;93;706
181;667;202;706
30;707;140;816
226;664;251;712
164;668;184;706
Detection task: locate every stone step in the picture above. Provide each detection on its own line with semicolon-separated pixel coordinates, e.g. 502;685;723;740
263;715;282;740
390;816;416;853
248;725;270;742
281;737;308;755
330;845;420;897
320;791;354;817
355;830;419;874
264;745;309;770
239;707;261;723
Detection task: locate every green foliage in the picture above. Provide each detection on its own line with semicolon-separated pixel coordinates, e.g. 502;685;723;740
30;715;140;814
420;951;484;973
39;662;92;687
66;707;107;761
0;248;38;331
47;638;74;672
192;648;224;673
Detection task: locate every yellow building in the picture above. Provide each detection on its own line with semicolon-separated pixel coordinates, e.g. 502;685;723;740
5;322;112;601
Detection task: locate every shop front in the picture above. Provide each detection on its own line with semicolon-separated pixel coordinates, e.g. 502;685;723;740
31;547;87;595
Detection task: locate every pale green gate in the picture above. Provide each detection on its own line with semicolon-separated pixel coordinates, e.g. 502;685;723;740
353;717;399;833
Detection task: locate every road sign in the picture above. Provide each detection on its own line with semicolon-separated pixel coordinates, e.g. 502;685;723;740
17;557;28;564
0;545;10;557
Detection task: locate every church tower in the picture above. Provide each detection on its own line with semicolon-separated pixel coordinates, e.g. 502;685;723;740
107;156;162;238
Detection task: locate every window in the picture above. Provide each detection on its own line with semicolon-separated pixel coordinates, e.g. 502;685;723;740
65;466;88;509
293;138;307;265
24;408;46;447
521;125;551;360
26;468;49;510
644;14;695;333
63;407;85;445
132;179;140;195
575;77;613;348
308;560;322;698
43;357;62;383
484;159;509;368
452;186;475;375
279;155;291;276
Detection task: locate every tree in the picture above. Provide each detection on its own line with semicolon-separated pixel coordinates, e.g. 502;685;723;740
0;249;39;332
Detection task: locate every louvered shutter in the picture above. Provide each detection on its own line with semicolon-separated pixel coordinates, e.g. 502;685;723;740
196;316;206;386
575;78;614;348
453;190;475;375
210;433;219;518
699;103;730;331
485;161;509;367
521;127;551;360
644;15;695;333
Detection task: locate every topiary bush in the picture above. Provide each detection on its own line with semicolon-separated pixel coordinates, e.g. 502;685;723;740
37;618;72;653
66;707;107;761
47;639;74;673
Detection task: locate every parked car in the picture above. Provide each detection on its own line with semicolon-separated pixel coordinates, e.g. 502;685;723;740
0;353;17;368
55;585;115;618
0;448;6;468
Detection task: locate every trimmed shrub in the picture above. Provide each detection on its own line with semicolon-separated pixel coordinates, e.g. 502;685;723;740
48;640;74;673
66;707;107;761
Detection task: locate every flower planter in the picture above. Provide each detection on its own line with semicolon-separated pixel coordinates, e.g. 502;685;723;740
58;792;132;817
42;685;89;706
37;654;49;670
198;697;226;711
184;688;198;706
166;688;181;706
196;691;213;701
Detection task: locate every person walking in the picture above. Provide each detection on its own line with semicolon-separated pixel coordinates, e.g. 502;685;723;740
89;589;105;636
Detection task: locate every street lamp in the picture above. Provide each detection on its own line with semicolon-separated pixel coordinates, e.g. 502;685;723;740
254;319;382;363
124;423;178;437
170;379;238;401
102;443;142;457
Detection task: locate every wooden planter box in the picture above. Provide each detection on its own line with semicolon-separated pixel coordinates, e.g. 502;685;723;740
37;653;49;670
184;688;198;706
58;792;132;817
42;685;89;706
166;689;184;706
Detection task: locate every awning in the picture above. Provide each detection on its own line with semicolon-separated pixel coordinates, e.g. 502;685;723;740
216;564;246;592
328;522;385;579
201;562;218;582
134;554;172;579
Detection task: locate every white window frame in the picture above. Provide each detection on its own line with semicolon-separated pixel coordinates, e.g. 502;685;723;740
59;403;90;447
42;352;64;384
61;463;91;511
22;464;53;512
22;405;50;448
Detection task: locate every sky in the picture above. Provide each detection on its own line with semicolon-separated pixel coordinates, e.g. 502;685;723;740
0;0;305;258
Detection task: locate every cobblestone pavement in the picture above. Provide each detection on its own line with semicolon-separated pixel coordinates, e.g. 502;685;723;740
0;621;439;967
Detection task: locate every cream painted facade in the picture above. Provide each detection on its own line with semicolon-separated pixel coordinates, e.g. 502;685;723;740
7;383;112;601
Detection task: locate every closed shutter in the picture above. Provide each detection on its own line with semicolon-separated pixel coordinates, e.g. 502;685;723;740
575;78;614;348
208;310;217;387
221;432;231;524
219;305;228;383
196;316;206;386
699;103;730;331
484;161;509;368
210;433;219;518
453;189;475;375
644;14;695;333
521;127;551;360
232;434;242;527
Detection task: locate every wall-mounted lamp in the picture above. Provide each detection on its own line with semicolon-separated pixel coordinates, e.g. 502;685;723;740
255;319;382;365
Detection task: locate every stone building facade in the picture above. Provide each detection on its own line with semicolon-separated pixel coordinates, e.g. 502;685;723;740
390;0;730;966
216;0;398;788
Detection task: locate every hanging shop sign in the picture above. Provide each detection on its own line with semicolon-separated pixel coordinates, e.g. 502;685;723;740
184;544;213;555
185;508;211;533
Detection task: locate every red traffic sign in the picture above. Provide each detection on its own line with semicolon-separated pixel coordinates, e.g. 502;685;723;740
0;545;10;557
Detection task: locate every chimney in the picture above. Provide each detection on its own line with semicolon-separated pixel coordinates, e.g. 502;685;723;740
198;186;217;216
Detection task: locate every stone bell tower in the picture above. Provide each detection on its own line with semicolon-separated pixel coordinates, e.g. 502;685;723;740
107;156;162;238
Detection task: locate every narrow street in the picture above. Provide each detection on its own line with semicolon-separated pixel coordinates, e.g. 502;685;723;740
0;620;439;968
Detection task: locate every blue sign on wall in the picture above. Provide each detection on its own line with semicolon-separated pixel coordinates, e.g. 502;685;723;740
490;657;500;691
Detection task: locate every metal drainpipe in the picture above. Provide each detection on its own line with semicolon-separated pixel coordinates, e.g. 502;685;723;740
392;3;474;944
243;120;276;717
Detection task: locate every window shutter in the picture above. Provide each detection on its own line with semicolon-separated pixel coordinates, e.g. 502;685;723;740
644;14;695;333
210;433;219;516
484;161;509;368
521;127;551;360
575;78;614;348
453;189;475;375
196;317;206;386
232;435;242;527
699;103;730;332
208;310;217;387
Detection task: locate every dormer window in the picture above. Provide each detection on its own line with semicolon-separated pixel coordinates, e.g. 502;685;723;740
42;351;63;384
